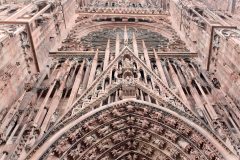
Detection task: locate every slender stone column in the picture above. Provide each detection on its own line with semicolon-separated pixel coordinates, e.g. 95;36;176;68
115;32;120;56
188;66;218;120
153;48;168;86
162;60;173;87
124;26;128;42
142;40;151;68
132;32;138;56
82;59;91;90
103;39;110;70
168;60;191;108
181;60;205;110
66;59;85;110
34;63;59;126
40;59;71;136
88;50;98;88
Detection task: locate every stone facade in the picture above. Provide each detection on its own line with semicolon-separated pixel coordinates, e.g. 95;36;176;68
0;0;239;160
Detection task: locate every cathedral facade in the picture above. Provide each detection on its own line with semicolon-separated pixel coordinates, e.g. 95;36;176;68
0;0;240;159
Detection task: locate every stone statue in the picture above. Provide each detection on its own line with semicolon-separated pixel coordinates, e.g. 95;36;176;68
124;58;131;68
25;133;38;151
111;119;125;129
119;88;123;100
50;109;59;123
84;135;96;146
154;67;159;75
137;130;151;142
152;137;166;149
136;88;140;98
96;68;101;76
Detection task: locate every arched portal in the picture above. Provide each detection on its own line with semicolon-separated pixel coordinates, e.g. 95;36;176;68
27;100;235;160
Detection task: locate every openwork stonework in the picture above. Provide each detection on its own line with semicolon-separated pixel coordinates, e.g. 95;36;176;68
0;0;239;160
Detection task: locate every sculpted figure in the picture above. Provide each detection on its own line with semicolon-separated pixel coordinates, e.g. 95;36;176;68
191;134;204;148
152;137;166;149
96;68;101;76
98;111;110;123
137;130;151;142
112;107;122;117
119;64;122;70
84;135;96;146
101;156;109;160
84;147;97;160
69;148;80;159
136;118;150;128
54;138;68;155
165;130;178;142
190;149;203;160
111;119;125;129
68;127;83;142
178;140;192;153
164;117;177;128
114;70;119;81
77;143;85;153
135;89;140;99
127;154;138;160
137;71;141;80
119;88;123;100
98;125;112;137
98;139;111;152
135;106;148;116
126;116;135;125
150;124;165;135
176;123;191;137
150;111;164;121
127;141;138;150
140;145;154;156
25;133;38;151
154;67;159;75
110;54;114;61
167;146;179;159
24;73;39;92
213;122;226;139
112;131;126;143
124;58;131;68
50;109;59;123
126;128;136;137
156;154;169;160
202;144;216;160
126;105;135;112
111;146;125;158
83;118;96;131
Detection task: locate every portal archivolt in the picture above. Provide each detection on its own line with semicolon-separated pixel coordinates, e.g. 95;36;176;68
27;100;232;160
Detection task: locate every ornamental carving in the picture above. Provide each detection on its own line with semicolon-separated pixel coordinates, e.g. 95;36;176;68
28;102;225;160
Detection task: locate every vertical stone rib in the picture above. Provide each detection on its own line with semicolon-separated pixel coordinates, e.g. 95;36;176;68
142;40;151;68
124;25;128;42
103;39;110;70
132;32;138;56
168;60;191;108
88;50;98;88
40;59;71;136
153;48;168;87
66;59;85;110
188;65;218;120
115;32;120;56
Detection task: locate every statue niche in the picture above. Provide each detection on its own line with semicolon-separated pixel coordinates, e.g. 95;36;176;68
121;51;137;99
